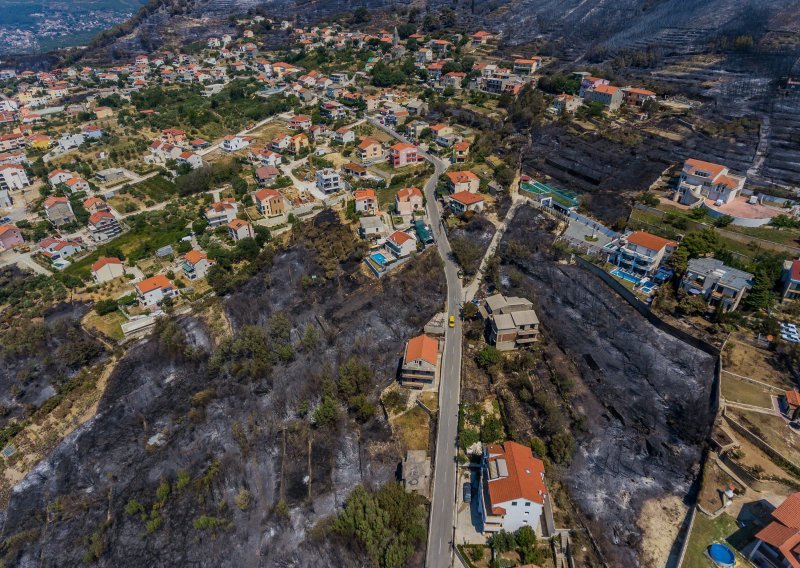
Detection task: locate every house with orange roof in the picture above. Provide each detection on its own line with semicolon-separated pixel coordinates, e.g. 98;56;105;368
135;274;177;307
471;31;494;46
512;58;542;75
603;231;678;277
83;197;110;215
584;84;623;111
0;224;23;251
622;86;657;106
676;158;745;207
205;200;238;227
227;218;254;241
288;114;312;130
448;191;485;215
38;237;83;260
354;189;377;215
91;257;125;283
88;211;122;241
43;196;76;227
395;186;423;216
288;133;309;154
357;138;383;164
446;170;480;193
389;142;419;168
400;334;440;388
385;230;417;258
182;250;215;280
254;188;286;216
480;441;548;533
452;141;470;163
750;492;800;567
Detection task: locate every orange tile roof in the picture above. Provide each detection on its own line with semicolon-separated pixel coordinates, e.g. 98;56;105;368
0;224;19;236
446;171;480;184
626;231;677;252
388;230;413;245
43;196;68;207
227;219;250;230
787;390;800;408
450;191;484;206
485;441;547;507
685;158;726;179
396;186;422;201
453;142;470;151
625;87;656;96
773;493;800;530
358;137;381;150
255;188;281;201
593;84;620;95
88;211;114;224
354;189;376;200
91;256;121;272
391;142;415;151
183;250;208;265
136;274;172;294
404;334;439;366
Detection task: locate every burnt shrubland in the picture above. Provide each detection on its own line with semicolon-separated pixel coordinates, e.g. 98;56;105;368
495;206;715;567
0;214;445;567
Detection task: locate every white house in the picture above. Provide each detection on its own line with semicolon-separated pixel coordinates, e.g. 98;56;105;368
91;257;125;283
177;151;204;170
385;230;416;258
315;168;343;194
135;274;178;308
182;250;215;280
0;165;30;191
221;135;252;152
205;200;238;227
48;169;75;187
480;441;548;534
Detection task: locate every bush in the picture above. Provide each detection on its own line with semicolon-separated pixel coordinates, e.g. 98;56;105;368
94;298;118;315
476;346;501;370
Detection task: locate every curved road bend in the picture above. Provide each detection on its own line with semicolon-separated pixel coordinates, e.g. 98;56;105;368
366;118;463;567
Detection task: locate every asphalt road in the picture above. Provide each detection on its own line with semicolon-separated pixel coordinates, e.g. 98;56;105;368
366;118;464;567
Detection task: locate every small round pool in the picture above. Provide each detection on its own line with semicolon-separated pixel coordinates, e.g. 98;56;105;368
708;543;735;567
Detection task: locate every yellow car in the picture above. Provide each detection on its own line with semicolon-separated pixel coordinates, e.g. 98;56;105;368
449;315;455;328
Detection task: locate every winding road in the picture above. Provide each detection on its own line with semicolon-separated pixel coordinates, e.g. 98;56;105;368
367;118;463;567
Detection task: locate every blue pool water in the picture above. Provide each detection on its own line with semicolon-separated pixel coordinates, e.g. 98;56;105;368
641;283;655;294
707;543;735;567
371;253;387;265
611;268;641;285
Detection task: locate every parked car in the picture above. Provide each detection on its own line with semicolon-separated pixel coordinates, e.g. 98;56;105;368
463;482;472;504
449;315;455;328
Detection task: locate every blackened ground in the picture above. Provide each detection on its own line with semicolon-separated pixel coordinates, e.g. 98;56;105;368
0;302;106;428
0;217;445;568
497;206;715;567
447;213;497;277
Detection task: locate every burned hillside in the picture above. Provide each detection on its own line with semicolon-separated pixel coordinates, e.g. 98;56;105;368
495;206;716;567
0;301;106;430
0;214;446;568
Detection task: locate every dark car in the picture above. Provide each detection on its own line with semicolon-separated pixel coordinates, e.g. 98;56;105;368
463;482;472;504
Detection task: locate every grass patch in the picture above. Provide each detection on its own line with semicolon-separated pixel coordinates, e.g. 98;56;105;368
720;375;774;408
682;513;753;568
127;175;177;203
82;311;126;341
392;406;430;452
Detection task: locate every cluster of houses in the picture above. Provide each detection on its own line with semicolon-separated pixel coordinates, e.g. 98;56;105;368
550;73;657;116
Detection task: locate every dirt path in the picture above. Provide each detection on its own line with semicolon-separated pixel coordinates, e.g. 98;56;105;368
639;495;687;568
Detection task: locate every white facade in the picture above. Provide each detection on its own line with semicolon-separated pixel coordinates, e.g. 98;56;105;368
0;165;29;191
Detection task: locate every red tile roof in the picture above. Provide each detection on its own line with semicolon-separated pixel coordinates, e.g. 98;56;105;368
787;390;800;408
91;257;122;272
446;171;479;184
450;191;484;206
396;186;422;201
685;158;726;179
136;274;172;294
485;441;547;507
626;231;677;252
773;493;800;530
183;250;209;265
388;230;413;246
404;334;439;366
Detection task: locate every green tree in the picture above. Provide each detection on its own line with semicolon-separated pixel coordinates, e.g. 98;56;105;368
476;346;501;370
490;530;516;552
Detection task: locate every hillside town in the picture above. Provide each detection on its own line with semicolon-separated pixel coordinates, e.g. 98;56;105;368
1;7;800;568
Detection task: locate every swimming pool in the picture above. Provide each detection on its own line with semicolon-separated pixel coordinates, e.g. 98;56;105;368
611;268;641;285
371;252;388;265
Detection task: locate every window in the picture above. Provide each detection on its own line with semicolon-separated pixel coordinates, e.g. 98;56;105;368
511;501;518;506
525;502;531;507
